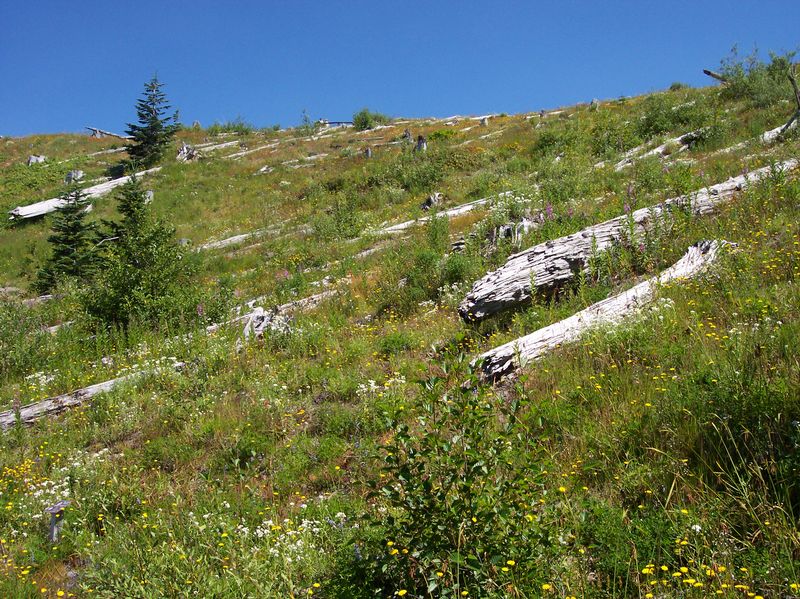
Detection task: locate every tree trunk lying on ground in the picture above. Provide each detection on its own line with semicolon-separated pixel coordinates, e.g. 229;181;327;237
378;191;515;234
459;158;798;322
85;127;132;140
0;361;184;430
9;167;162;220
474;240;727;380
205;279;346;336
612;129;705;171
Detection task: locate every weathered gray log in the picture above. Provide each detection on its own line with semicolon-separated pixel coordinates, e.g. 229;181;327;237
27;155;46;165
459;159;798;322
86;127;132;140
475;240;728;380
378;191;514;234
0;361;184;430
9;167;161;220
614;129;705;171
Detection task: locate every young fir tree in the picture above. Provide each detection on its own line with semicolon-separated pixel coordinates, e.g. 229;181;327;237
35;187;96;292
86;176;198;327
124;75;179;168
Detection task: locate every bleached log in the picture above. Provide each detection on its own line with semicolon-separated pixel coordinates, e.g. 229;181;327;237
614;129;704;171
85;127;132;140
87;147;126;157
8;167;161;220
206;283;344;336
0;361;184;430
475;240;727;380
459;158;798;322
377;191;515;235
760;119;797;144
226;142;280;159
200;140;241;153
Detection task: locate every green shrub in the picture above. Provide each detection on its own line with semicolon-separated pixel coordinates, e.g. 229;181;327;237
206;117;255;135
352;108;390;131
378;330;415;355
428;129;457;141
719;48;796;108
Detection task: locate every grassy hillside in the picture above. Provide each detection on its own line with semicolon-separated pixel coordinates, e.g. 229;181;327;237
1;58;799;597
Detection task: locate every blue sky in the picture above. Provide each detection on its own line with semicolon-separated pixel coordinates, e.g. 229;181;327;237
1;1;798;136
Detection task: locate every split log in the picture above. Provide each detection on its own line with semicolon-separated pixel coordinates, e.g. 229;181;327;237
0;361;184;430
177;142;200;162
459;158;798;322
85;127;132;140
9;167;161;220
474;240;728;380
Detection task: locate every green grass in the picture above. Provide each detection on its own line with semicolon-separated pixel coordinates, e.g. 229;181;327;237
1;70;800;597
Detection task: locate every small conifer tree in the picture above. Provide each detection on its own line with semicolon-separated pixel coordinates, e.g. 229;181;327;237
35;187;96;292
124;75;179;168
86;177;198;327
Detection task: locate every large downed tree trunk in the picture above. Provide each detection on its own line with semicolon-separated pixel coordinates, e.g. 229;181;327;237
459;158;797;322
0;361;184;430
9;167;161;220
475;240;727;380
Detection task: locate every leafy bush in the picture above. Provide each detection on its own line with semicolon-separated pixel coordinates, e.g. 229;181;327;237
428;129;457;141
590;113;642;159
352;108;390;131
719;48;796;108
311;192;364;240
0;162;76;210
206;117;255;135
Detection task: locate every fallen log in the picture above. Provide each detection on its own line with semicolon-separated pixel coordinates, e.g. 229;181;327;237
613;129;704;171
459;158;798;322
0;360;184;430
703;69;728;83
377;191;515;235
474;240;728;380
86;127;132;140
9;167;161;220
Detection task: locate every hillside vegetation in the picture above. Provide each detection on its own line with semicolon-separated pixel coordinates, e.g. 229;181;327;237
1;53;799;598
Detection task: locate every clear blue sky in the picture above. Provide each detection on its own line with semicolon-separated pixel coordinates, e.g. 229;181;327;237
1;1;798;136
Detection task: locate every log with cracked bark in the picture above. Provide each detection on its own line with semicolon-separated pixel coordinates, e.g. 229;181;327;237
474;240;728;380
8;167;162;220
0;361;184;430
459;158;798;322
